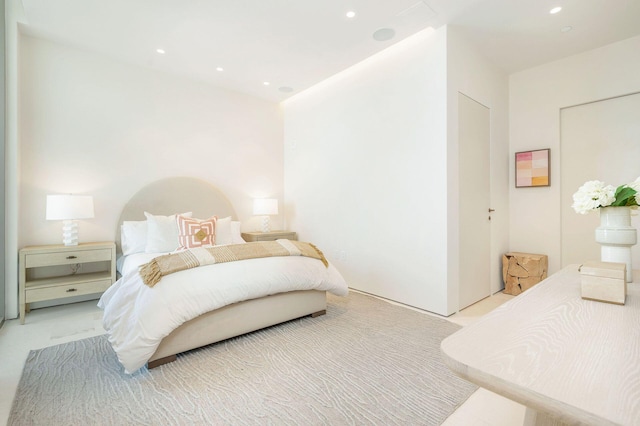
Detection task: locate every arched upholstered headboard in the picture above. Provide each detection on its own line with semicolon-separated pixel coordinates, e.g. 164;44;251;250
115;177;237;254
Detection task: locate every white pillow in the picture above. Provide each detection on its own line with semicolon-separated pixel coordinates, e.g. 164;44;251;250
231;221;245;244
144;211;192;253
214;217;245;245
214;216;232;245
121;221;147;255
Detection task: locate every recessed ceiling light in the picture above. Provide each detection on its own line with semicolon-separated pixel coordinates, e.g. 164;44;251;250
561;26;573;32
216;67;224;72
263;82;270;86
373;28;396;42
346;11;356;19
550;6;562;14
156;48;165;54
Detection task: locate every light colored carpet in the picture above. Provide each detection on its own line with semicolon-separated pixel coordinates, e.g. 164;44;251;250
9;291;476;425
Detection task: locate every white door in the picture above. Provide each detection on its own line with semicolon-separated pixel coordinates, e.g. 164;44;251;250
561;92;640;273
458;93;491;310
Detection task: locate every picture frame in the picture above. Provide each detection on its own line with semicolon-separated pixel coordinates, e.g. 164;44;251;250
515;148;550;188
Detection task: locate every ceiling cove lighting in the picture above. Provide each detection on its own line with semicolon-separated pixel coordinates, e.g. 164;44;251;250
550;6;562;14
156;48;165;54
346;11;356;19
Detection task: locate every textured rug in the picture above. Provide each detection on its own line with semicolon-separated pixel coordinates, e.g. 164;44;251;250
9;292;476;425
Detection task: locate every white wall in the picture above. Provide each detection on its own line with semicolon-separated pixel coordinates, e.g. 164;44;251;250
283;26;508;315
283;28;450;314
446;27;510;312
19;35;284;250
509;35;640;274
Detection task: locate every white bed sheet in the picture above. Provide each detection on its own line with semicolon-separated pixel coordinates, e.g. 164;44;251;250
117;252;166;277
99;253;348;374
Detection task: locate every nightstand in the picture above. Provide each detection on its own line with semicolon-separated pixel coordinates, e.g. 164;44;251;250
18;241;116;324
241;231;298;242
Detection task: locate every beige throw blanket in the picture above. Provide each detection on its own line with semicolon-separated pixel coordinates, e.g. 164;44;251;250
140;239;328;287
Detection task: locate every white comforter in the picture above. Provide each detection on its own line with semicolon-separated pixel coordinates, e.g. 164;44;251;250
98;253;348;374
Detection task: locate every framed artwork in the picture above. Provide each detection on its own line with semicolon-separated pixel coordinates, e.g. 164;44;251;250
515;148;550;187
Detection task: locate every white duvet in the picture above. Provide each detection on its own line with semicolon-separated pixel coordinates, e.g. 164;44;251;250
98;253;348;374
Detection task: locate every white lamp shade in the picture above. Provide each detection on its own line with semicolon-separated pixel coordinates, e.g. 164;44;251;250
253;198;278;216
46;195;95;220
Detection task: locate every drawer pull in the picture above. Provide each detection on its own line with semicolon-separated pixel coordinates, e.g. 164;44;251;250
66;288;78;293
66;255;78;260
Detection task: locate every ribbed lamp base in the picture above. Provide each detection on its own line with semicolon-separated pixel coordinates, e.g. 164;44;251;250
62;220;79;246
260;216;271;233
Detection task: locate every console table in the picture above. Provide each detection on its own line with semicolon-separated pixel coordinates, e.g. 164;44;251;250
441;265;639;426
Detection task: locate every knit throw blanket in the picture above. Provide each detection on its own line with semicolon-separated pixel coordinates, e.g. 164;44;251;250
140;239;328;287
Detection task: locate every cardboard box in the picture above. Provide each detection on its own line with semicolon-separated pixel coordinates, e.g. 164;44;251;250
580;261;626;305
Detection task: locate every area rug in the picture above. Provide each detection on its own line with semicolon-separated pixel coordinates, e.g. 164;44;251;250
9;291;476;425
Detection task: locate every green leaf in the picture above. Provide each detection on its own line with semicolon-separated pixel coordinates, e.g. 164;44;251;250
611;185;638;206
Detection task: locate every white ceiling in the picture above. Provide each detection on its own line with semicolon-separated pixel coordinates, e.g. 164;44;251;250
18;0;640;102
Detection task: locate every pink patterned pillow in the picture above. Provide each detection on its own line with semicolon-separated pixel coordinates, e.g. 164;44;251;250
177;215;217;250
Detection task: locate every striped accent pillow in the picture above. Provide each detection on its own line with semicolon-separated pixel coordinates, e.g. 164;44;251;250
177;214;217;250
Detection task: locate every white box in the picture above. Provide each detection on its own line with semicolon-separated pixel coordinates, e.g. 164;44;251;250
580;261;626;305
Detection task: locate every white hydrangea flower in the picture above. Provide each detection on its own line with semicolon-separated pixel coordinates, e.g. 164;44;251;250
571;180;615;214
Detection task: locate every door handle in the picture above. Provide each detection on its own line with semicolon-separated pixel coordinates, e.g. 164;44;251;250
488;208;495;213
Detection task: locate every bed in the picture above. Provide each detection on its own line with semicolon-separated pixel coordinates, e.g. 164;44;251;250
99;177;348;374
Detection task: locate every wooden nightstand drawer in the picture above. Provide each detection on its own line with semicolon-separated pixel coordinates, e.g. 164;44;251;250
26;276;113;303
25;248;113;268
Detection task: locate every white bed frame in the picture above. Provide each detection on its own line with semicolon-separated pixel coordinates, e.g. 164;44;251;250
116;177;326;369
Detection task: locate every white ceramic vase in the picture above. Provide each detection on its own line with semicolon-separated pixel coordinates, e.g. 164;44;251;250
595;206;637;282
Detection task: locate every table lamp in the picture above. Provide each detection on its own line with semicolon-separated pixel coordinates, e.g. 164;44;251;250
253;198;278;233
46;195;94;246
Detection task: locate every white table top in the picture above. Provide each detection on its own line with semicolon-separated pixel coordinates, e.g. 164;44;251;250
441;265;640;426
